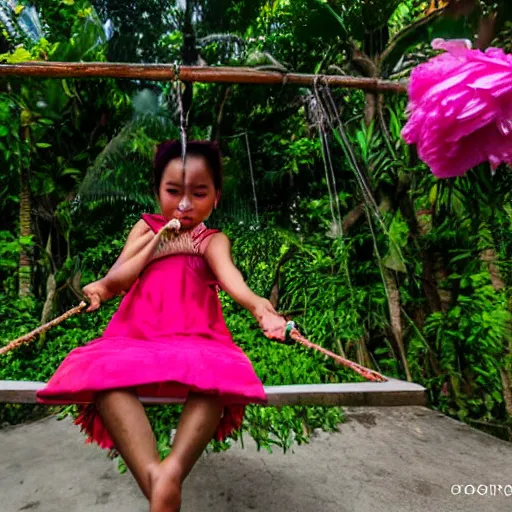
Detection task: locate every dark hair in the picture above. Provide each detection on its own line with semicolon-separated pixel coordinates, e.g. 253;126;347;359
153;140;223;193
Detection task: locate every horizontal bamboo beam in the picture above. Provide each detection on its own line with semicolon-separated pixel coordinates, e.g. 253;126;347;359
0;379;426;407
0;62;408;93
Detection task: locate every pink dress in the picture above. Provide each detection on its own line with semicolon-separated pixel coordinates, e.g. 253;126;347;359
36;214;267;449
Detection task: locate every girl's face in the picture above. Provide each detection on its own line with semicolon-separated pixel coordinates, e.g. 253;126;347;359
158;155;218;230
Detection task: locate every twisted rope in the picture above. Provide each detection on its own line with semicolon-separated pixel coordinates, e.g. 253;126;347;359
1;302;388;383
0;301;87;355
285;322;387;382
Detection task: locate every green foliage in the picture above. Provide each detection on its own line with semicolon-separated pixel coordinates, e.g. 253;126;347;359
0;221;348;454
0;231;33;296
1;0;512;470
410;272;511;423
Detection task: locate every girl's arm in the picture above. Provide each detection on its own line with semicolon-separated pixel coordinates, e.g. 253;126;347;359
102;222;163;294
109;220;155;271
204;232;287;340
83;220;161;310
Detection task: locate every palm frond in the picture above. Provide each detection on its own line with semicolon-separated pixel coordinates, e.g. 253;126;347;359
77;90;178;207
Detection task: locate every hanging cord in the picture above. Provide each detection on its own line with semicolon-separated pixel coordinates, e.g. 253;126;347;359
244;132;259;223
0;301;87;356
222;131;260;224
316;84;408;277
312;76;344;237
174;65;188;167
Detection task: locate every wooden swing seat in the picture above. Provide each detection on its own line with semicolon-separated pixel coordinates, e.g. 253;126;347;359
0;378;426;407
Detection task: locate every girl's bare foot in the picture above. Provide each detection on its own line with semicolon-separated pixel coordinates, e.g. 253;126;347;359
149;464;182;512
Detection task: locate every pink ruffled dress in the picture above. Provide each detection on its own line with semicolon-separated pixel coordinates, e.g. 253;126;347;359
36;214;267;449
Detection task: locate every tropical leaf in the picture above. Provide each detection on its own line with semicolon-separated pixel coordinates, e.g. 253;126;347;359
380;8;473;76
78;89;178;207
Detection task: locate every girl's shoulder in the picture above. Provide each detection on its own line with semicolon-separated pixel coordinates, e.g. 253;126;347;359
141;213;165;233
123;218;152;243
195;224;223;255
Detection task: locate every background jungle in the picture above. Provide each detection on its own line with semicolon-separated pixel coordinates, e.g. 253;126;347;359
1;0;512;466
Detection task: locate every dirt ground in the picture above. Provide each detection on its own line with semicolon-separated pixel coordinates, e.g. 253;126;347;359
1;406;511;512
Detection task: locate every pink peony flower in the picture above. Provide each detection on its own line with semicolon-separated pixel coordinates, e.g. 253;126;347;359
402;39;512;178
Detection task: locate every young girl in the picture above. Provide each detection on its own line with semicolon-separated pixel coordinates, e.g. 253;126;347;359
36;140;288;512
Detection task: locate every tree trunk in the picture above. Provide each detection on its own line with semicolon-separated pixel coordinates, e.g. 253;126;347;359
383;267;412;381
355;334;372;368
500;368;512;418
349;44;379;127
342;203;365;233
480;247;505;290
213;85;231;142
38;273;56;348
422;249;443;313
434;252;452;311
269;247;296;309
477;12;497;50
480;246;512;417
18;156;32;298
364;93;377;126
38;232;55;347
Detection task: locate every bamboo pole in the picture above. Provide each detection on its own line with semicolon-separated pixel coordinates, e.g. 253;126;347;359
0;62;408;93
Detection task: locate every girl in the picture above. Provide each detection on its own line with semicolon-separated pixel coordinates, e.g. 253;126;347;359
36;140;288;512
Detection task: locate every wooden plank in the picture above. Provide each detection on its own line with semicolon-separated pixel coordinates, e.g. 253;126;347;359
265;379;427;407
0;381;46;404
0;63;407;93
0;379;426;407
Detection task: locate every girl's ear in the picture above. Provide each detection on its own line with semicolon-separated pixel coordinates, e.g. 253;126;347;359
214;191;221;209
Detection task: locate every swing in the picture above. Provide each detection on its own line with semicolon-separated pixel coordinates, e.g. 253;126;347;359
0;61;427;412
0;300;427;407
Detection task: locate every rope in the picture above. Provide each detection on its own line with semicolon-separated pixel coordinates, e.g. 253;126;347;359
285;322;387;382
1;303;387;383
0;301;87;355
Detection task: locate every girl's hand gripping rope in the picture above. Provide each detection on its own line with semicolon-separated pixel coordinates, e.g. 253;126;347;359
82;280;110;312
253;298;289;342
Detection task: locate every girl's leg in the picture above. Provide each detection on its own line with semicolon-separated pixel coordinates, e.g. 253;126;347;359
95;389;160;500
150;392;223;512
